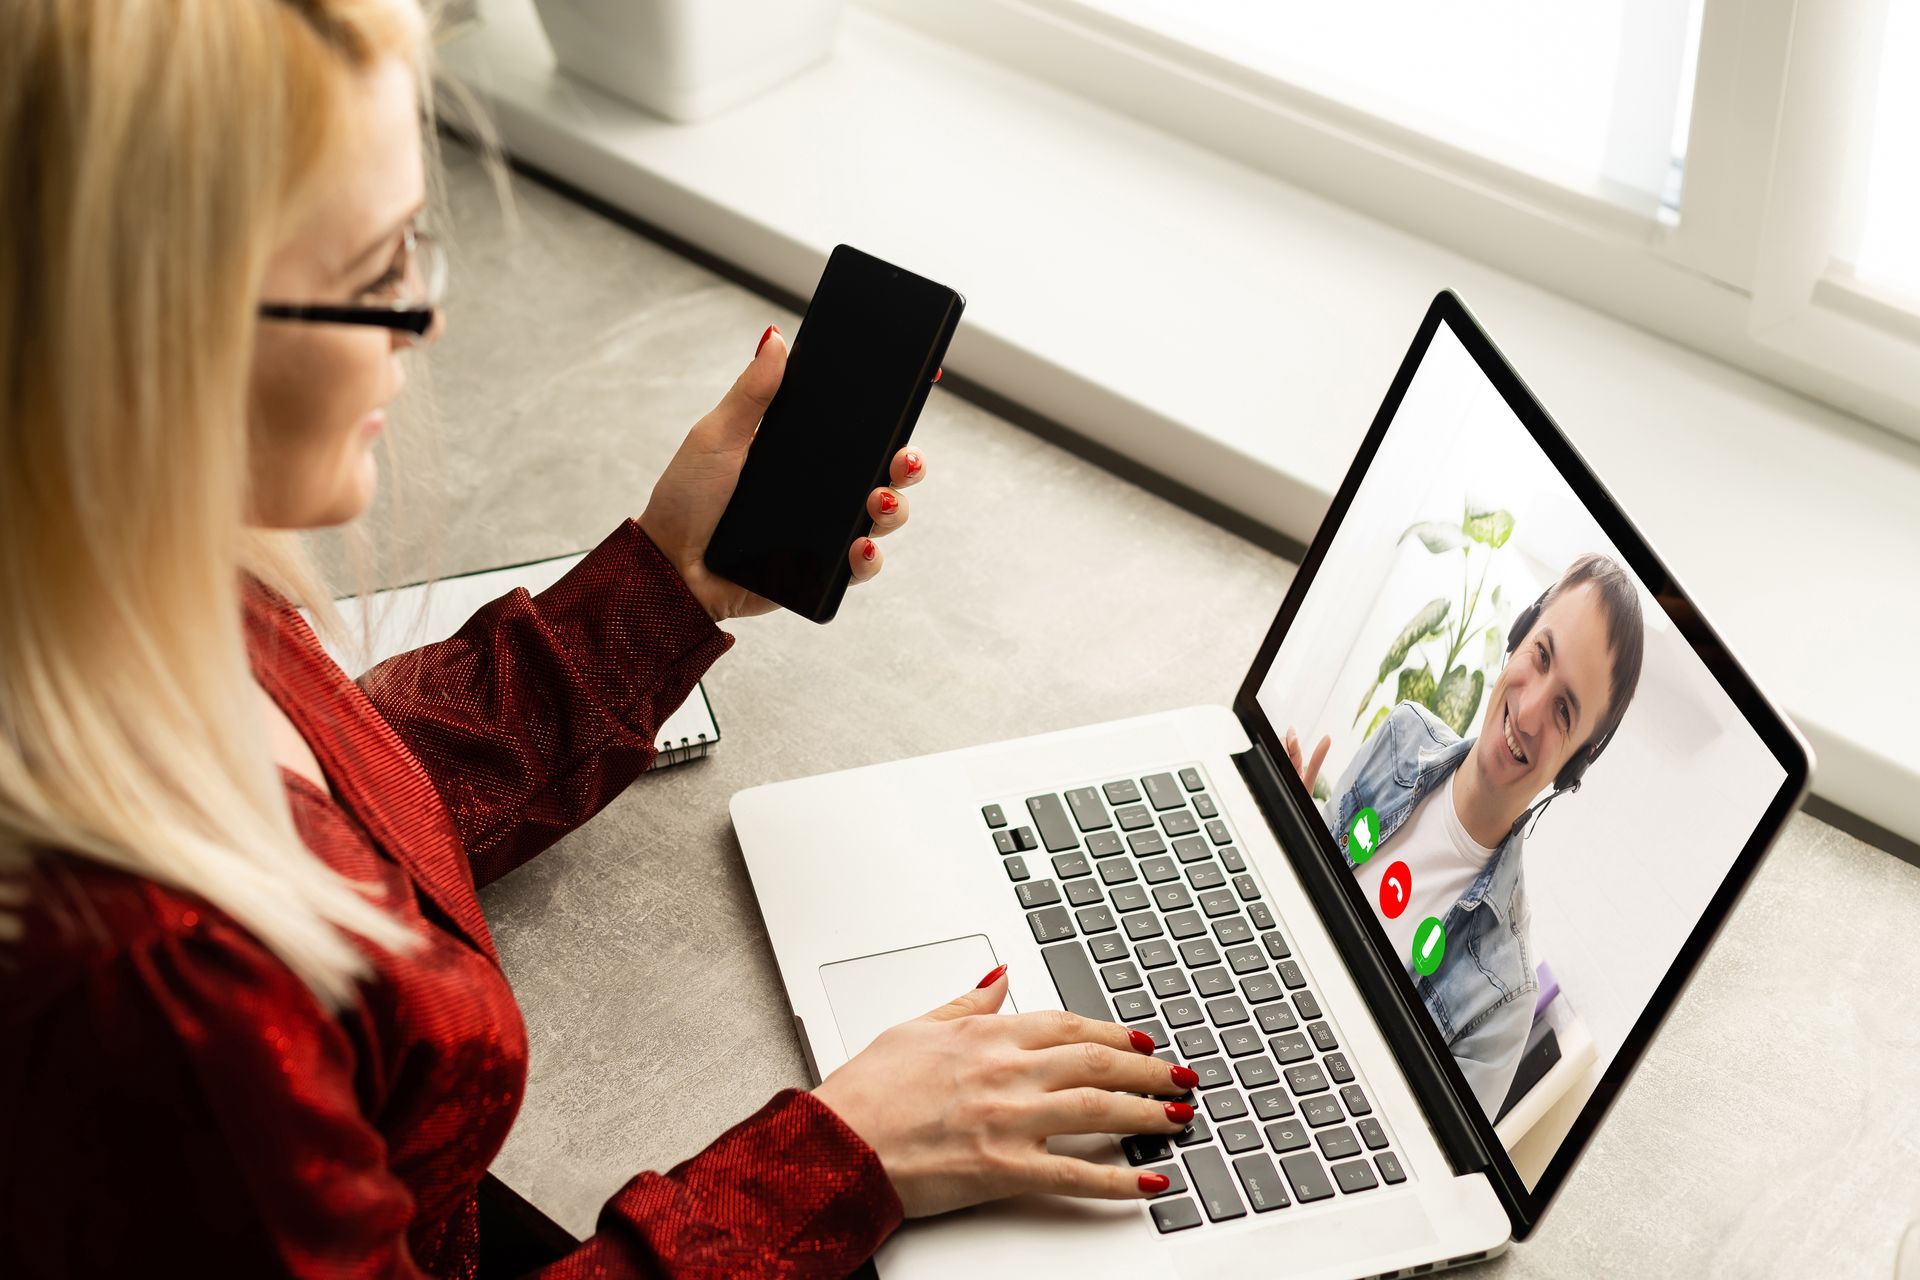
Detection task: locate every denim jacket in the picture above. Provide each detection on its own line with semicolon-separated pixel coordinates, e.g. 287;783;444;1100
1322;701;1536;1117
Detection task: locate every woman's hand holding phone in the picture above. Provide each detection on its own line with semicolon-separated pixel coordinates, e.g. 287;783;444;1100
638;325;926;623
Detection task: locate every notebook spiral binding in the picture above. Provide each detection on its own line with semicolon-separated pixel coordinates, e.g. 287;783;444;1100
653;731;712;768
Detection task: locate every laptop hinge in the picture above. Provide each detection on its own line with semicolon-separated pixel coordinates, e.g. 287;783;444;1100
1232;740;1492;1178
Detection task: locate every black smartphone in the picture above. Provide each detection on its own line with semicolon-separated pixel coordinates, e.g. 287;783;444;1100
704;245;965;623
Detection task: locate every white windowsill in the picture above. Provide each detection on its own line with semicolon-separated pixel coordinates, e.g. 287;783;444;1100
443;0;1920;847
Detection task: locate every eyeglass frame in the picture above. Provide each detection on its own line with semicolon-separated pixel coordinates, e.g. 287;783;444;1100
256;223;445;338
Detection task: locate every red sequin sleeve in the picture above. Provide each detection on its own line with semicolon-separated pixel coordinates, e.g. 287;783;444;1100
356;519;734;888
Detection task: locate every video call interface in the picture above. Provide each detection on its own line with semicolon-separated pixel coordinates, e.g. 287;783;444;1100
1256;324;1787;1188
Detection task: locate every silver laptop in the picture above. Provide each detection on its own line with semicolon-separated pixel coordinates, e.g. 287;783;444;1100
732;292;1811;1278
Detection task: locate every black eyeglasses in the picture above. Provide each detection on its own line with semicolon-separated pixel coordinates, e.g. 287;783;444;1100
257;224;446;341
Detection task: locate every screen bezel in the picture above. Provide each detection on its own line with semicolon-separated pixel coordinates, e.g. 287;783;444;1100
1231;291;1812;1237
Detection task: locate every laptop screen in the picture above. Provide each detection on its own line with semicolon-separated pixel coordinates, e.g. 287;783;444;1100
1247;306;1794;1197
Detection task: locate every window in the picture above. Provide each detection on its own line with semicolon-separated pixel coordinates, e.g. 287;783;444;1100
1839;0;1920;302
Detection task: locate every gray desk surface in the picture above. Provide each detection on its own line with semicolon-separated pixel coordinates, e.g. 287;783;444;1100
391;146;1920;1276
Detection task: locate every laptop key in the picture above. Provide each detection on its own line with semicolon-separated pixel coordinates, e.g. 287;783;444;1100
1051;851;1091;879
1179;767;1204;791
1142;773;1185;812
1160;810;1200;838
1193;967;1233;998
1123;912;1164;940
1178;938;1220;968
1265;1118;1310;1153
1166;911;1207;939
1332;1159;1379;1194
983;804;1007;828
1219;1119;1264;1155
1161;996;1204;1028
1136;939;1177;969
1101;961;1143;992
1280;1153;1337;1203
1205;996;1249;1027
1220;1026;1262;1057
1341;1085;1371;1117
1190;1057;1233;1089
1181;1148;1247;1222
1219;846;1247;873
1261;929;1291;960
1277;960;1307;989
1316;1126;1361;1161
1214;916;1254;946
1302;1096;1345;1127
1192;791;1218;817
1075;905;1116;934
1285;1063;1330;1095
1004;856;1031;882
1308;1021;1338;1052
1249;1087;1296;1121
1028;906;1073;943
1123;1134;1171;1165
1207;819;1233;845
1104;779;1142;806
1227;944;1266;975
1175;1026;1218;1059
1234;1056;1280;1090
1134;1018;1170;1050
994;830;1017;855
1086;831;1126;857
1065;878;1103;907
1325;1052;1354;1084
1114;804;1153;831
1016;879;1060;909
1205;1088;1248;1121
1357;1118;1388;1150
1199;889;1239;918
1375;1152;1407;1185
1088;934;1128;963
1150;969;1190;998
1187;862;1226;891
1098;858;1138;886
1012;826;1038;851
1114;991;1155;1021
1040;938;1109;1017
1233;1153;1291;1213
1063;787;1112;833
1247;902;1276;930
1143;1161;1188;1198
1152;884;1195;912
1292;991;1321;1019
1240;973;1283;1004
1269;1032;1313;1064
1109;884;1151;913
1233;874;1262;901
1172;835;1213;863
1256;1003;1299;1034
1126;830;1168;857
1139;855;1180;884
1174;1114;1212;1147
1025;794;1079;853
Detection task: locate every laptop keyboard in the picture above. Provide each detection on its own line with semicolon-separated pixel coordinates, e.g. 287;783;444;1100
984;765;1408;1232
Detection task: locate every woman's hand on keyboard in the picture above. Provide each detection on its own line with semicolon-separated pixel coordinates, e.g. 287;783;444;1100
811;966;1200;1218
637;323;929;622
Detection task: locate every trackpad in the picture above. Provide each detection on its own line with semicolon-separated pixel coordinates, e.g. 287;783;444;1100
821;935;1015;1059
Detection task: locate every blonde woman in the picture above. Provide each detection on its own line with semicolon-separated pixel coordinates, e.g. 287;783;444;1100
0;2;1198;1276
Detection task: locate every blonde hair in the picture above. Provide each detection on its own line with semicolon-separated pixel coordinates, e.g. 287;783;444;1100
0;0;441;1005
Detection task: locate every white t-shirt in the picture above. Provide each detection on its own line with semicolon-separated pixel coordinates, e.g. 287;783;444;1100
1353;774;1496;974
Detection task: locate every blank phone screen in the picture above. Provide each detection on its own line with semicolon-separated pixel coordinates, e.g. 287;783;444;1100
706;246;962;620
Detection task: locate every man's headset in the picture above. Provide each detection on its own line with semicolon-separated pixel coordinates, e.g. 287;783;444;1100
1502;588;1622;837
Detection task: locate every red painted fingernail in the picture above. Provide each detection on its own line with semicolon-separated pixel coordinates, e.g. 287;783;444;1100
878;490;898;514
1164;1101;1195;1124
904;451;922;475
975;964;1007;988
1138;1172;1170;1194
933;367;943;383
861;538;877;562
755;324;779;356
1127;1029;1155;1054
1170;1065;1200;1089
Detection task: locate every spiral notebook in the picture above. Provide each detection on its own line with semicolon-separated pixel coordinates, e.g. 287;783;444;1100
326;551;721;768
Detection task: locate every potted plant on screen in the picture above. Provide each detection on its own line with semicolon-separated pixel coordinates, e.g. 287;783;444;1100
530;0;847;123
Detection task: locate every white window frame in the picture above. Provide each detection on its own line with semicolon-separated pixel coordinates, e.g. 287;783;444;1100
859;0;1920;445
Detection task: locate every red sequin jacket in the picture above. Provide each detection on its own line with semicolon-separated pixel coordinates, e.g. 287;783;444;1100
0;520;904;1277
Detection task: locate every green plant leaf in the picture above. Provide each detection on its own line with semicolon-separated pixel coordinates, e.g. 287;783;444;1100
1378;598;1451;683
1483;625;1503;670
1362;703;1391;743
1398;521;1469;554
1462;507;1515;548
1434;665;1485;736
1397;663;1437;710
